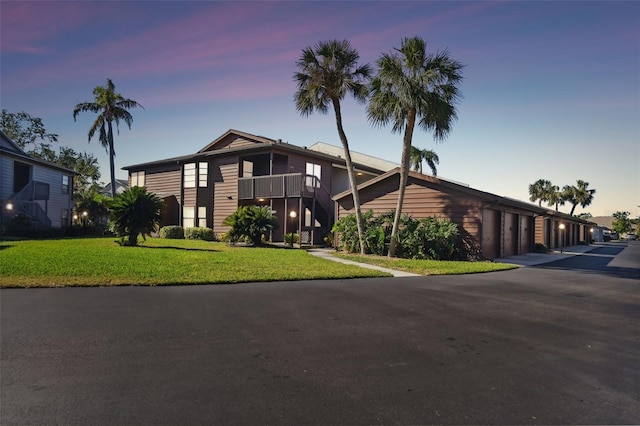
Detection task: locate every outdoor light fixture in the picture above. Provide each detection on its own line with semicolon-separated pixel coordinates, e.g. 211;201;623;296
559;223;566;253
289;210;297;248
5;202;13;211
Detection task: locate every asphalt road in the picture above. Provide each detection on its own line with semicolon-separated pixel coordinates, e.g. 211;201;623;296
1;242;639;425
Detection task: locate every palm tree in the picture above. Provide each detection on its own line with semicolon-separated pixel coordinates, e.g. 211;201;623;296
294;40;371;254
563;180;596;216
528;179;552;207
410;145;439;175
73;79;143;198
110;187;163;246
367;37;463;257
547;185;566;211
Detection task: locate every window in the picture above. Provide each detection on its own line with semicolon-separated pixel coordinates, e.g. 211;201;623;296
184;163;196;188
198;162;208;187
183;206;195;228
198;207;207;228
306;162;321;188
61;175;69;194
61;209;69;227
131;171;145;187
242;160;253;178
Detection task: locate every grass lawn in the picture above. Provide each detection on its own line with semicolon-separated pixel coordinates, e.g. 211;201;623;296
0;238;389;288
335;253;519;275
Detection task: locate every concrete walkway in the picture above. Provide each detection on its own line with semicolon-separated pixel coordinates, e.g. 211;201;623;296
308;244;598;275
306;248;421;277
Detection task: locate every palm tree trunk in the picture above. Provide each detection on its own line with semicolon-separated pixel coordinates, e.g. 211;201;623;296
569;204;577;216
388;109;416;258
332;98;366;255
107;121;117;198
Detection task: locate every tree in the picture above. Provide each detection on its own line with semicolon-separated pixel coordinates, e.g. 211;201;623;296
1;110;101;206
546;185;565;211
612;211;631;235
410;145;439;175
562;180;596;216
367;37;463;257
294;40;371;255
0;109;58;150
73;79;143;198
576;212;593;220
528;179;552;207
110;187;163;246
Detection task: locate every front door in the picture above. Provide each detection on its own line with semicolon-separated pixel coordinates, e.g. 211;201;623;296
13;161;31;194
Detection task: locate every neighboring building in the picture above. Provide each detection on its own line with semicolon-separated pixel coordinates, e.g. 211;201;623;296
100;179;129;196
123;129;391;244
0;130;75;228
334;168;594;259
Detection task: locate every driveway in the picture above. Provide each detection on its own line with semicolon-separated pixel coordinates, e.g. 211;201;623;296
1;242;638;425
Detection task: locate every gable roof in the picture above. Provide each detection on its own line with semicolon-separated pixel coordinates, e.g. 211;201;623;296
334;167;595;224
123;129;388;175
0;130;77;174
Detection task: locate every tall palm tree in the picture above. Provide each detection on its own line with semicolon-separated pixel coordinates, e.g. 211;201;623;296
73;79;143;198
367;37;463;257
294;40;371;254
563;180;596;216
528;178;552;207
410;145;439;175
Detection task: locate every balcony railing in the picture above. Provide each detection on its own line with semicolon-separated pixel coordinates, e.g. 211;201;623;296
15;181;50;201
238;173;318;200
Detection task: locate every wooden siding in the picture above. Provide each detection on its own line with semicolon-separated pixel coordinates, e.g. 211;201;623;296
143;168;181;203
203;135;261;152
213;158;239;234
32;164;73;228
0;154;13;199
337;175;483;241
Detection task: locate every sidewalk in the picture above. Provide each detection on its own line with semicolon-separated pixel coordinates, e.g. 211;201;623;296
308;245;597;274
494;244;596;266
306;248;421;277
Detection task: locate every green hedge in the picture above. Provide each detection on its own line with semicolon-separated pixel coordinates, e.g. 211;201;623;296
185;227;216;241
159;225;184;239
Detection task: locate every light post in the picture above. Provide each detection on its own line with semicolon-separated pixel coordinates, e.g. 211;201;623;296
82;211;88;226
559;223;565;253
289;210;297;248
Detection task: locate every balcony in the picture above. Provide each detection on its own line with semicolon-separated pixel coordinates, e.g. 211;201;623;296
238;173;318;200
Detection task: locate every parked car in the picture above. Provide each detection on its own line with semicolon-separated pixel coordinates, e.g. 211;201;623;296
627;234;637;241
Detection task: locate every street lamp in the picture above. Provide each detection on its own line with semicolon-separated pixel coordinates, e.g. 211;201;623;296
559;223;565;253
289;210;297;248
82;211;88;226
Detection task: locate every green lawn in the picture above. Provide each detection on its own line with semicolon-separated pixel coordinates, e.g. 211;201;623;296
335;253;519;275
0;238;388;287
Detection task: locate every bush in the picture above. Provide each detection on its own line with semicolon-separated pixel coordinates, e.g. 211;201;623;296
332;210;459;260
284;233;299;245
185;227;215;241
160;225;184;239
222;205;278;246
110;187;163;246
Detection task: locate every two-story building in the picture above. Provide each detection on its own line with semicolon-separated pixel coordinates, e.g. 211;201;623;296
1;130;75;229
122;129;395;245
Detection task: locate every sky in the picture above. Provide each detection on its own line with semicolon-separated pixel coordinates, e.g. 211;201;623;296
1;0;638;218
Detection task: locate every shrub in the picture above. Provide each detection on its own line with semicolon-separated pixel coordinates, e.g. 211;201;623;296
110;187;163;246
222;205;278;246
160;225;184;239
333;210;459;260
284;233;299;245
185;227;215;241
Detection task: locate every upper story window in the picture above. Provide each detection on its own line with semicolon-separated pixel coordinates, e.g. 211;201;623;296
198;162;208;187
306;162;321;188
184;163;196;188
131;171;145;187
62;175;70;194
